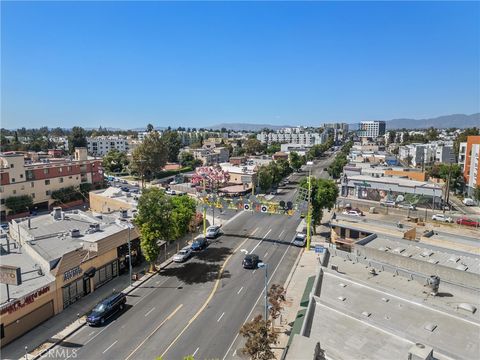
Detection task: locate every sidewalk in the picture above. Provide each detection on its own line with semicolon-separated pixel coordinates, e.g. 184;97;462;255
273;217;330;359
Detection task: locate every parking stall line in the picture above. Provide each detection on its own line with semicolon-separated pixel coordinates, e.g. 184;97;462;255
145;307;156;317
237;287;243;294
102;340;118;354
217;312;225;322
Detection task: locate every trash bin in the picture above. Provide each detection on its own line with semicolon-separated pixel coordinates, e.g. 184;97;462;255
369;207;376;214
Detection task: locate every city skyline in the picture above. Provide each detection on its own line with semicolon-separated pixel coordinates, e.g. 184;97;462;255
2;1;479;129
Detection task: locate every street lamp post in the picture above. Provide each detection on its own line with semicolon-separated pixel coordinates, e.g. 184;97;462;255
258;262;268;320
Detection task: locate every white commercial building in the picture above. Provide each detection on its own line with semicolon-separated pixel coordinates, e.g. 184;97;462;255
257;127;328;146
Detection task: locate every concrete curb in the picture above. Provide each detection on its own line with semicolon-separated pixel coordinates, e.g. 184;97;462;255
31;259;174;360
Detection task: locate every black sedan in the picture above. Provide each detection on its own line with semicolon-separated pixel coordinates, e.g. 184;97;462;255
242;254;260;269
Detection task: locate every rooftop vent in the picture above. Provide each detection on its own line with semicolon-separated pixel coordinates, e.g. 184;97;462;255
339;283;347;288
362;311;371;317
120;209;128;218
423;323;437;332
408;343;434;360
456;303;477;314
420;250;433;257
448;256;460;263
381;297;390;302
393;247;405;254
456;264;468;271
426;275;440;296
337;296;346;301
70;229;81;237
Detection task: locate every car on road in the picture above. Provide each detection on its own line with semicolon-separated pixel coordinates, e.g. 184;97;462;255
86;292;126;326
270;189;278;195
242;254;260;269
165;189;185;196
191;236;208;251
292;233;306;247
173;246;193;262
463;198;475;206
432;214;453;223
342;210;363;216
206;225;221;239
380;200;396;207
456;217;480;227
121;186;130;192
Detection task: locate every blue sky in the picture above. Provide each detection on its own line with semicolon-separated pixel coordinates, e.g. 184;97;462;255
1;1;479;129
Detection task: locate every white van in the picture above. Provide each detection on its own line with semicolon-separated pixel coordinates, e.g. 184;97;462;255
463;198;475;206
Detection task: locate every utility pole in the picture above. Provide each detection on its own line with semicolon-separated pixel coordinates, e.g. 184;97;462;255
306;168;312;251
444;163;453;214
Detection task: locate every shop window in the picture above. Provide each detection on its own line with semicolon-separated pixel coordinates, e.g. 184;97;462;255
93;260;119;289
45;180;50;185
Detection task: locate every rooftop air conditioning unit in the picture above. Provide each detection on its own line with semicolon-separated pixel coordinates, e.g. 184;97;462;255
120;209;128;218
70;229;81;237
88;223;100;233
52;207;63;220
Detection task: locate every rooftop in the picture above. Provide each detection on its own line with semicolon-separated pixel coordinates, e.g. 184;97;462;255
14;210;129;263
346;174;443;189
0;236;54;305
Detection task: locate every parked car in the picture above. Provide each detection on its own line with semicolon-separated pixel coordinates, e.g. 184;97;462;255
432;214;453;223
463;198;475;206
380;200;396;207
342;210;363;216
456;218;480;227
86;292;126;326
206;225;221;239
173;246;192;262
242;254;260;269
270;189;278;195
165;189;184;196
191;236;208;251
292;233;306;247
121;186;130;192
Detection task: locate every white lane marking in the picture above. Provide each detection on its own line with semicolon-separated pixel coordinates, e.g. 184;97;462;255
233;349;237;357
222;235;295;360
84;320;115;346
251;227;259;236
279;230;285;239
250;229;271;254
145;307;156;317
252;270;256;274
102;340;118;354
193;347;200;356
88;331;95;336
264;252;268;258
217;312;225;322
237;286;244;294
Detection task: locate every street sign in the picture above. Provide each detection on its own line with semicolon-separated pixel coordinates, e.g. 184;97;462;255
261;205;268;213
244;203;251;211
314;245;325;254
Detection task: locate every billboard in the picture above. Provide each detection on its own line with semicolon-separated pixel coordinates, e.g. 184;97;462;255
0;265;22;286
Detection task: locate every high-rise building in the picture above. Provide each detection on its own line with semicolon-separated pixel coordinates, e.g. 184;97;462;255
359;121;386;139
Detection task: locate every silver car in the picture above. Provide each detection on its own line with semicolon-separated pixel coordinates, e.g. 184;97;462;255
173;246;192;262
206;225;221;239
292;233;306;247
432;214;453;223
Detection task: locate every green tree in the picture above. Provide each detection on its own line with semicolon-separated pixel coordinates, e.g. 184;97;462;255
472;186;480;202
170;195;197;240
162;131;182;162
134;188;173;271
388;131;396;144
289;152;304;172
258;165;273;193
265;143;280;155
426;127;439;141
103;149;129;173
5;195;34;215
244;138;264;155
300;178;339;232
240;315;277;360
131;131;168;183
146;123;154;132
179;151;201;169
68;126;87;153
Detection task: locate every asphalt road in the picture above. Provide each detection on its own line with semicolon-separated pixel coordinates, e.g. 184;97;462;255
40;155;336;360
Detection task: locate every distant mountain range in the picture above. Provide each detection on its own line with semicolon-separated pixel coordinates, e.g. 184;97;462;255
206;113;480;131
384;113;480;130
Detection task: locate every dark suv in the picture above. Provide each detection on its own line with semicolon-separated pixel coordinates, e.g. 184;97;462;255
242;254;259;269
86;292;126;326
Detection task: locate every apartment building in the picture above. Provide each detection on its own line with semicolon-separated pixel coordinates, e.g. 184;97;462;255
0;148;103;220
399;142;454;168
463;136;480;196
358;121;386;139
458;141;467;170
257;127;328;145
323;123;349;142
191;147;229;165
87;136;131;156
